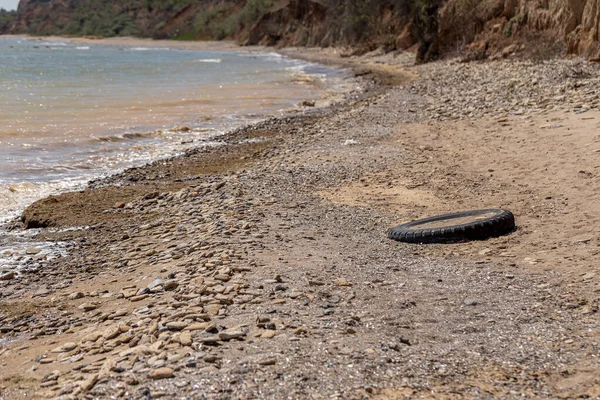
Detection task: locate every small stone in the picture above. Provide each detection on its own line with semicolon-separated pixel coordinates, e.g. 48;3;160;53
261;330;276;339
103;326;121;340
184;322;208;331
205;304;221;315
257;357;277;366
51;342;78;353
147;320;159;335
98;358;116;380
166;321;187;331
164;281;179;291
78;303;98;312
68;292;85;300
25;248;41;255
463;299;478;306
80;373;98;392
147;278;164;290
203;355;221;363
337;278;352;287
218;331;245;341
179;331;192;347
83;332;103;342
0;271;16;281
148;367;174;380
130;294;149;302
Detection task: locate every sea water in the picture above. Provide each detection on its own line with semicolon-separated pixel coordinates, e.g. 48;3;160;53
0;37;352;225
0;37;354;270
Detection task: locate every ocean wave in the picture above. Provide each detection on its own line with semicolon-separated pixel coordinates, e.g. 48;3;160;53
239;51;284;62
195;59;222;63
0;179;87;226
129;47;170;51
94;131;156;142
46;42;69;47
76;46;90;50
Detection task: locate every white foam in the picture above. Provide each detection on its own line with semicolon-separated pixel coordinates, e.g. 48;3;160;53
239;51;284;62
129;47;170;51
76;46;90;50
195;59;222;63
0;179;89;226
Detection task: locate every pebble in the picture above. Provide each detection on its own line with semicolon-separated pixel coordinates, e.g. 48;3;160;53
166;321;187;331
80;373;98;392
103;326;121;340
0;271;16;281
148;367;174;380
130;294;149;302
464;299;479;306
50;342;78;353
205;304;221;315
218;331;245;341
164;280;179;291
184;322;208;331
179;331;193;346
78;303;98;312
337;278;352;287
257;357;277;366
67;291;85;300
261;330;276;339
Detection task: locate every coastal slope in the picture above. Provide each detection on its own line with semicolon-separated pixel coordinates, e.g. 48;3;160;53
7;0;600;61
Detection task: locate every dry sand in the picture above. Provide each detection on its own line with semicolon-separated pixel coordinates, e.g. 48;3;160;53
0;42;599;399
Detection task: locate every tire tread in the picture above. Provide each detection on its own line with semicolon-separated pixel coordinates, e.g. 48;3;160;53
388;209;515;244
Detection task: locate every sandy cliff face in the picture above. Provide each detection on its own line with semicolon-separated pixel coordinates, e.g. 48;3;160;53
245;0;600;60
436;0;600;59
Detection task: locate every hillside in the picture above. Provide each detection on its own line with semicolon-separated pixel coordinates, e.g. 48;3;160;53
0;8;16;32
5;0;600;62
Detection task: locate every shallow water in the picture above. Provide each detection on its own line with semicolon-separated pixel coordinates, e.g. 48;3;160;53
0;37;353;224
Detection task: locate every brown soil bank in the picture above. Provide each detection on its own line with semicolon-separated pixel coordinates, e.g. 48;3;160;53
8;0;600;61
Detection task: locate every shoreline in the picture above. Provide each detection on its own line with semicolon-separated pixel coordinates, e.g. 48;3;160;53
2;34;243;51
1;41;600;398
0;36;363;233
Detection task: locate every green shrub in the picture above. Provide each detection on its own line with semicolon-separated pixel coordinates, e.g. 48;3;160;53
0;9;16;33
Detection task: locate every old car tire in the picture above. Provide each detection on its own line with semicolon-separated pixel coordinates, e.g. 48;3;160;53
388;209;515;244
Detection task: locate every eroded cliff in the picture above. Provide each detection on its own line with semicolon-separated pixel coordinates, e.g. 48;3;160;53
6;0;600;61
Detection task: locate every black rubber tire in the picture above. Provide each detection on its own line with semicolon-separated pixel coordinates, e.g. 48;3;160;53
388;209;515;244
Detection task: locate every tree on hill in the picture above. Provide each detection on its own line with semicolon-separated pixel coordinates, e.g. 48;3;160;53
0;8;16;33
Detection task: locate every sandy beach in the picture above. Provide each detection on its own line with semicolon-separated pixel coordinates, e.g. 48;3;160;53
0;39;599;399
